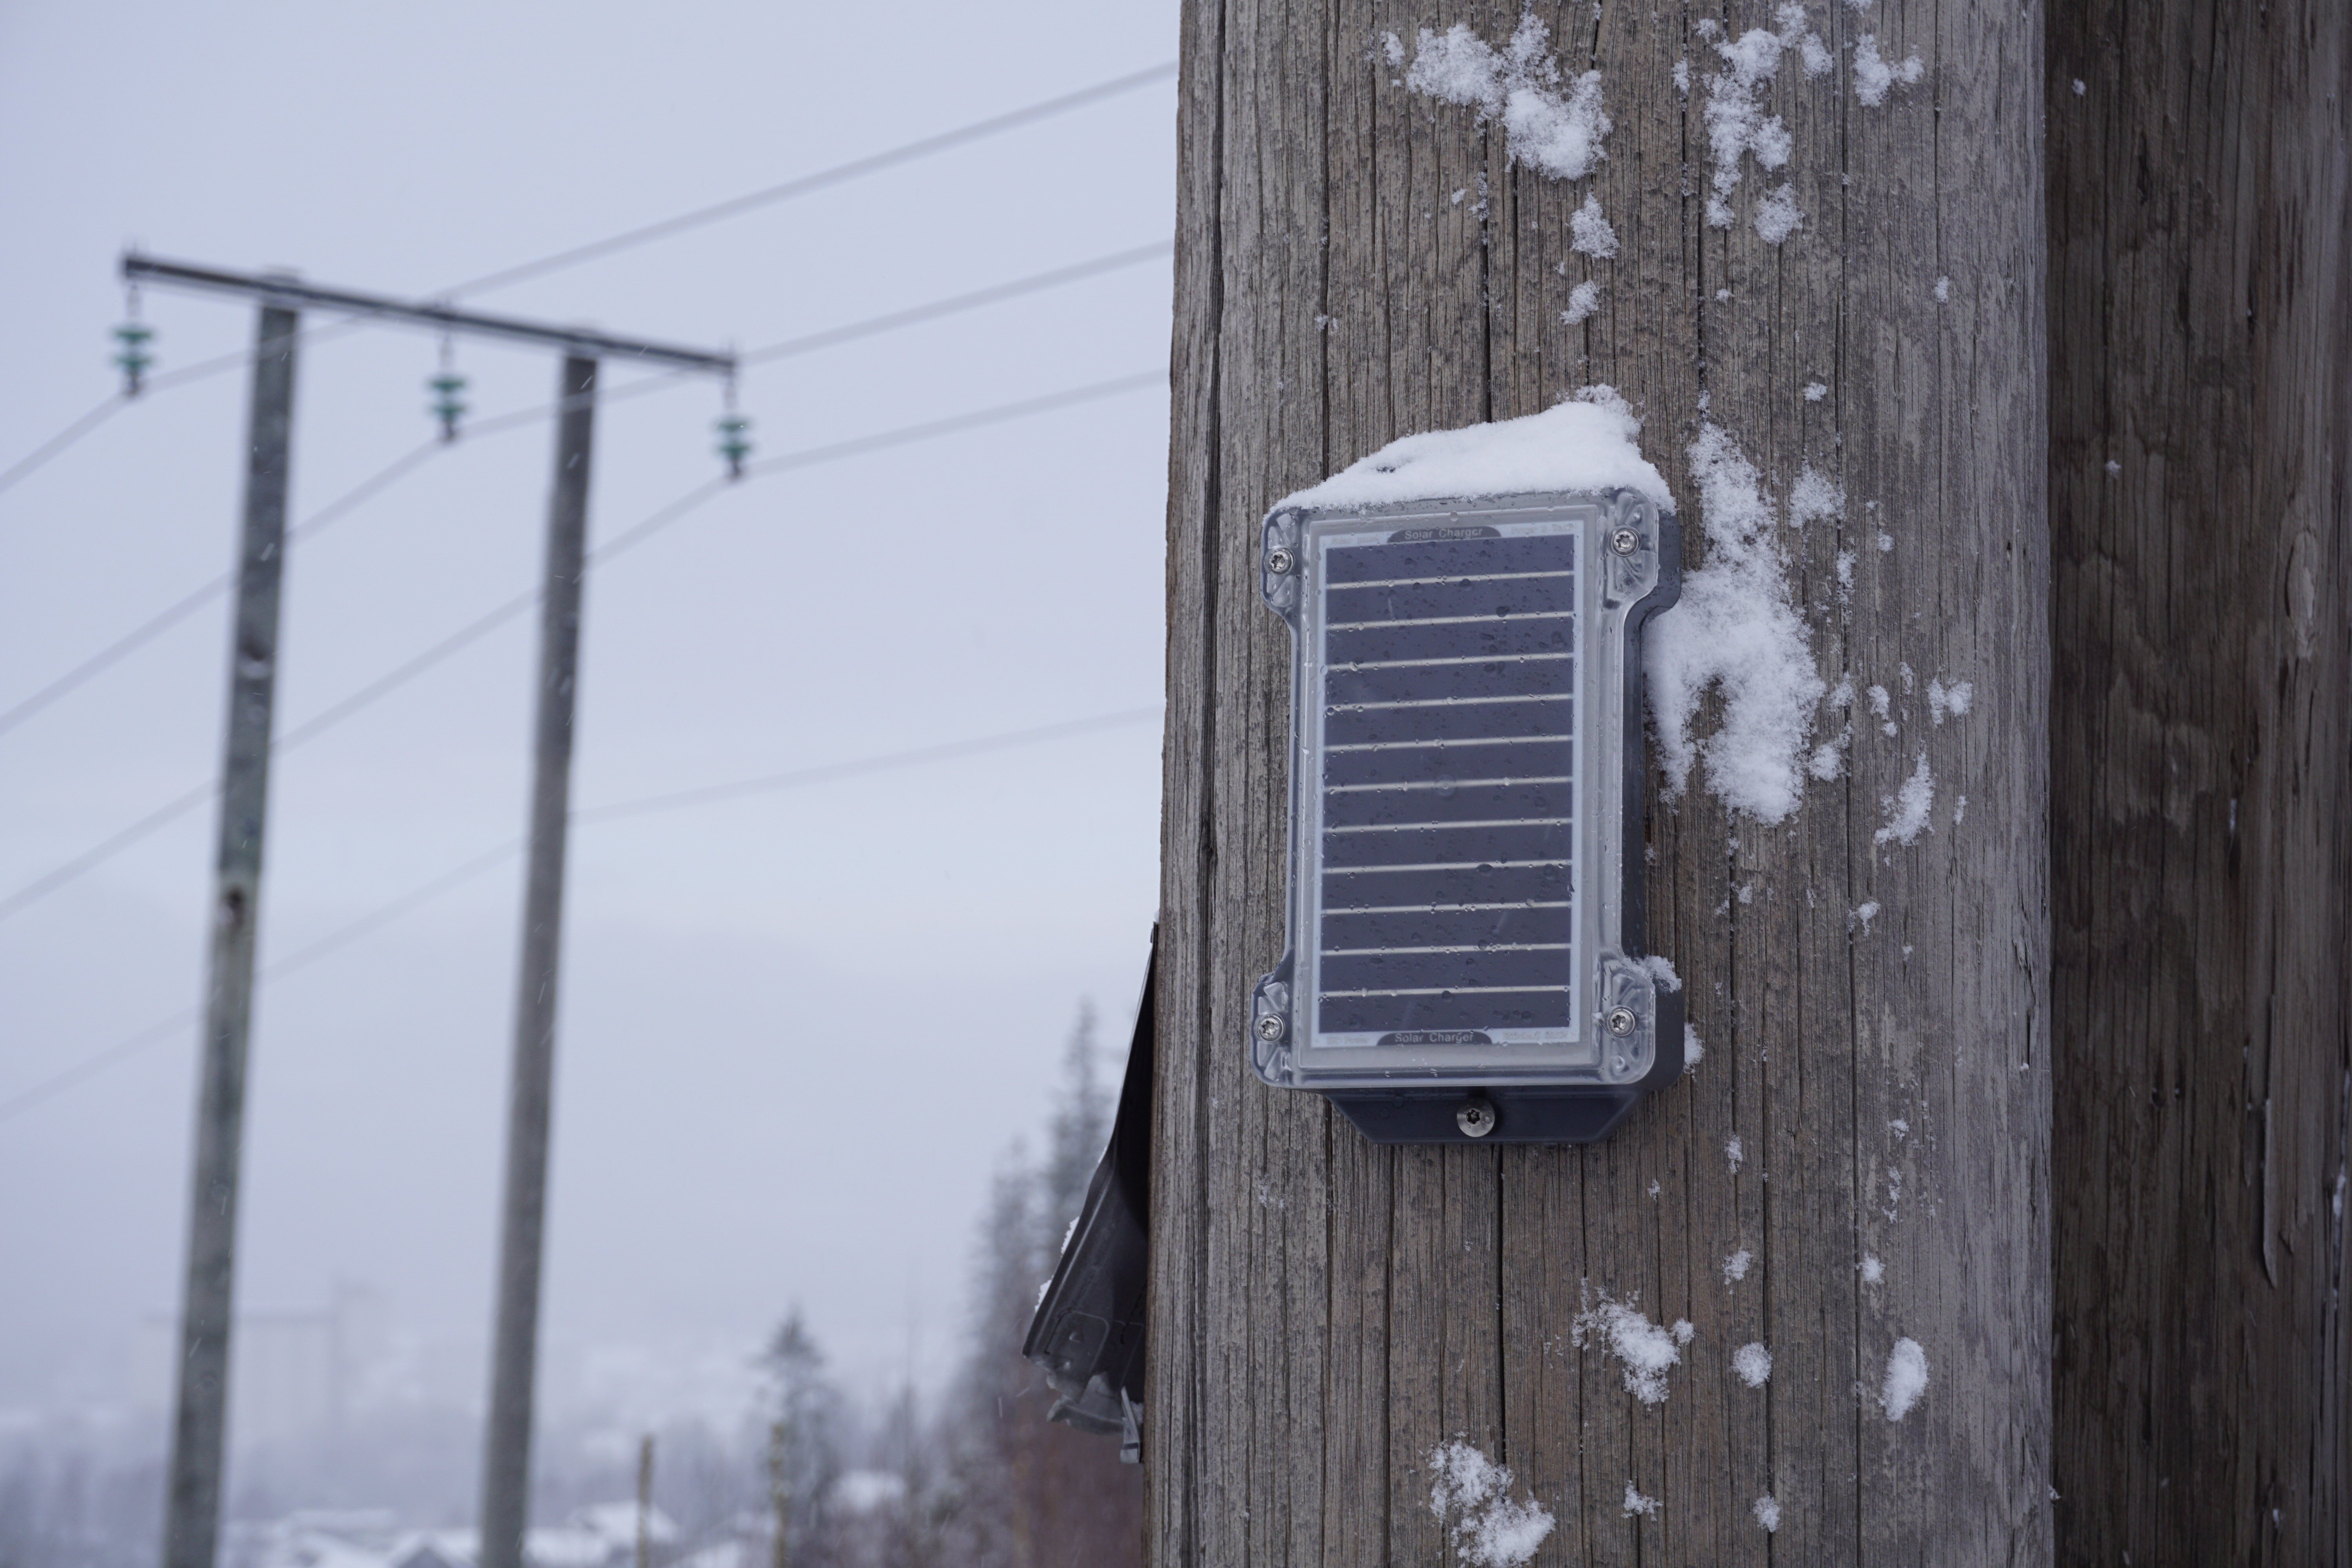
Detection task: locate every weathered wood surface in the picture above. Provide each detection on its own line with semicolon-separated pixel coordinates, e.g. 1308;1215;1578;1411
1151;0;2050;1561
2047;0;2351;1560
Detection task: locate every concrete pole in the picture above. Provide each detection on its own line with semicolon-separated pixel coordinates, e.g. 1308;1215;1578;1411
161;300;298;1568
479;354;596;1568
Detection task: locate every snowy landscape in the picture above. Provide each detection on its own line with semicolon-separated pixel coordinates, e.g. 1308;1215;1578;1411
4;0;2343;1558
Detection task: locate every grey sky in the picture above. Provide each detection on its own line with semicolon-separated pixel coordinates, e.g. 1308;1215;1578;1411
0;0;1176;1427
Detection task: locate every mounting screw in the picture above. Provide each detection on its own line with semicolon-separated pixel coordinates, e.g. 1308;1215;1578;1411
1609;526;1640;555
1266;546;1295;575
1457;1098;1497;1138
1255;1013;1285;1042
1604;1005;1639;1037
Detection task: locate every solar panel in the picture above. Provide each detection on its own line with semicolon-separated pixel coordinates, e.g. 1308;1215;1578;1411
1247;491;1684;1144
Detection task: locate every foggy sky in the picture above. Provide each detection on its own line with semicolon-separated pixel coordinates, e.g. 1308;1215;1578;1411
0;0;1176;1430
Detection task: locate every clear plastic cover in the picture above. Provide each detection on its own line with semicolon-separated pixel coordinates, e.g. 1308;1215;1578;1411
1248;491;1671;1095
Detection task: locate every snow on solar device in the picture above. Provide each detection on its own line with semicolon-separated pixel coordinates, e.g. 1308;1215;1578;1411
1247;489;1683;1144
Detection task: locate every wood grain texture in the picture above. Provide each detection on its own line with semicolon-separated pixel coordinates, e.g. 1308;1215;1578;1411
2046;0;2352;1561
1149;0;2051;1559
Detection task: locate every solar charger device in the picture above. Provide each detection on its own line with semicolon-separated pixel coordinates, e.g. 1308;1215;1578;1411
1246;488;1683;1145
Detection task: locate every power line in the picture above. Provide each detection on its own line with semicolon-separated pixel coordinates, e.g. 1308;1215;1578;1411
0;368;1164;922
143;318;368;395
0;779;217;926
0;324;369;503
0;394;125;499
576;704;1165;823
734;368;1162;481
444;63;1177;299
0;703;1162;1127
0;492;714;925
0;441;444;740
0;242;1171;739
452;241;1172;432
0;1010;194;1129
0;62;1177;445
577;237;1176;415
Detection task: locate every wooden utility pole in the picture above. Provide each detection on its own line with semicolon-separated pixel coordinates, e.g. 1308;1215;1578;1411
161;299;298;1568
1150;0;2049;1559
768;1419;792;1568
116;258;733;1568
479;353;598;1568
636;1433;657;1568
2047;0;2350;1560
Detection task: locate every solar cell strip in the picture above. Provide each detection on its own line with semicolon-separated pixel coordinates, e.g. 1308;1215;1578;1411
1323;532;1575;583
1323;781;1572;828
1319;822;1568;867
1323;739;1571;788
1322;698;1571;745
1328;615;1574;664
1327;658;1569;706
1317;989;1573;1033
1329;731;1568;753
1325;573;1573;624
1320;864;1569;907
1321;947;1569;991
1322;904;1572;949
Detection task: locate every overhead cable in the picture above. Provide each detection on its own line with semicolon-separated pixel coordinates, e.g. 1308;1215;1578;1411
0;395;125;500
0;703;1162;1127
0;242;1169;740
443;63;1176;298
0;441;444;740
0;62;1177;441
0;368;1164;923
576;704;1165;823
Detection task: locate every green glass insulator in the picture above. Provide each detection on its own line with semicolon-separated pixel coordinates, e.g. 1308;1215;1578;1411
113;322;154;378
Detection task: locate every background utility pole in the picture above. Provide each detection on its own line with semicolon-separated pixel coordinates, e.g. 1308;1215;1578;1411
162;299;297;1568
1150;0;2047;1559
2048;0;2350;1559
634;1432;656;1568
768;1420;791;1568
479;353;596;1568
120;256;731;1568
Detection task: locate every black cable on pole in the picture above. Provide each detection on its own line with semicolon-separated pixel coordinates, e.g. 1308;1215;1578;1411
0;703;1163;1127
0;368;1165;924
